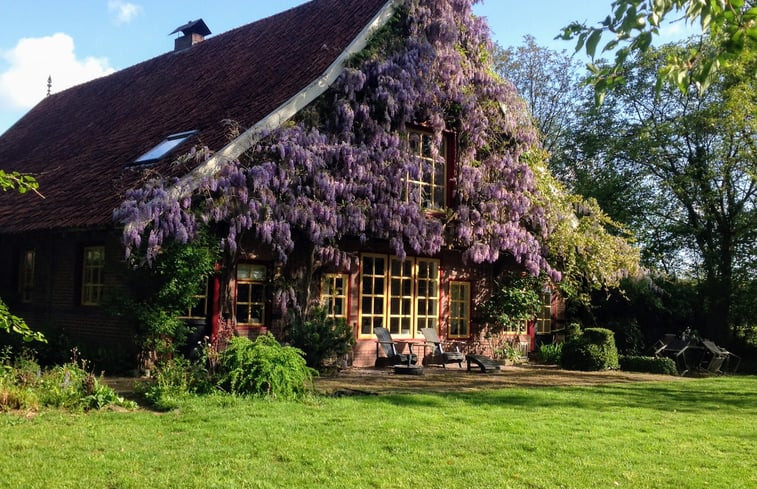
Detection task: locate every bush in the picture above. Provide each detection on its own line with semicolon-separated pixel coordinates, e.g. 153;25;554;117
287;307;355;369
538;342;563;364
565;322;582;339
619;355;677;375
560;327;619;371
218;334;315;399
0;347;132;411
136;355;212;411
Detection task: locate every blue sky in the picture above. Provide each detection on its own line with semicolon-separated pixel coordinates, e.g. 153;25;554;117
0;1;696;134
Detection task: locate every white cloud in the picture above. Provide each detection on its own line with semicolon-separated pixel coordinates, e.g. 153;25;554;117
108;1;143;25
0;33;115;110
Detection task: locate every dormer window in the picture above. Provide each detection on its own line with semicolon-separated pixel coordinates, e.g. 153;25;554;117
406;129;447;209
132;130;198;165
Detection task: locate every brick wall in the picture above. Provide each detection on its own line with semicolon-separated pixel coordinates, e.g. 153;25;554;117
0;228;138;365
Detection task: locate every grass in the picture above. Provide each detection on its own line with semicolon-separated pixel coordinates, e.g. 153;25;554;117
1;376;756;488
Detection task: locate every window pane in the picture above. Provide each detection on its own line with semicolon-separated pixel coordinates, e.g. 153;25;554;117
361;318;372;335
251;284;264;303
236;305;248;322
333;298;344;316
237;284;250;302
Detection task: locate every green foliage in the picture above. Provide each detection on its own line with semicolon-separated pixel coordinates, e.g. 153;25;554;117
136;355;212;411
559;0;757;100
481;271;544;332
218;334;315;399
0;169;41;196
494;343;523;363
566;42;756;341
619;355;678;375
538;342;563;364
604;319;646;355
0;347;133;411
287;306;355;370
565;322;583;339
120;235;218;358
0;298;45;343
561;327;620;371
525;150;642;306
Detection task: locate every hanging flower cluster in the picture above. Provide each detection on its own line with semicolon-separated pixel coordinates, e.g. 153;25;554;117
115;0;560;291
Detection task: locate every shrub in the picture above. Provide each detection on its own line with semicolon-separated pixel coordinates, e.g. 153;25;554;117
287;307;355;369
619;355;677;375
565;322;582;339
0;347;132;411
136;355;212;411
218;334;315;399
538;342;563;364
560;327;619;371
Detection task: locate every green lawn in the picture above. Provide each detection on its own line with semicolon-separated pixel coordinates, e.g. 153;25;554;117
2;376;755;489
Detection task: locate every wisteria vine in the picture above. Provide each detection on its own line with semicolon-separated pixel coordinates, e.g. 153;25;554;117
115;0;560;314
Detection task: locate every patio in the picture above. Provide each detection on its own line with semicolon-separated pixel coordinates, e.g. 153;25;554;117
313;364;686;395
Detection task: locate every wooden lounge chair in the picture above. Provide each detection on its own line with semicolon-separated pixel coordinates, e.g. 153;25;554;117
374;327;418;367
420;328;464;368
466;354;501;373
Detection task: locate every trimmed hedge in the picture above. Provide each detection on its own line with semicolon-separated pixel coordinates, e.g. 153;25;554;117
619;355;678;375
560;327;619;371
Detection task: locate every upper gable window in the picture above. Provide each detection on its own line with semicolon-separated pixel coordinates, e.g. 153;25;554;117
133;130;198;165
406;129;447;210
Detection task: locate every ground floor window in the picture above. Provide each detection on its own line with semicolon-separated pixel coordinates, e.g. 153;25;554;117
236;264;266;326
321;273;349;319
504;321;528;334
449;281;470;338
81;246;104;306
359;254;439;339
19;249;35;303
180;279;209;320
535;290;552;334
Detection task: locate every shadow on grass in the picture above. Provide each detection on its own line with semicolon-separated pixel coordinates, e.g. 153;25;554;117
376;377;757;415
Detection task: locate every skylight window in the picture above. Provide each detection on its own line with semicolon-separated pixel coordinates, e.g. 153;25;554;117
133;130;198;164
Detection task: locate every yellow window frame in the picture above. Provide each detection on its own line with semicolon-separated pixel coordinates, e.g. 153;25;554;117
236;264;267;327
19;249;35;303
535;290;552;334
414;258;440;337
406;129;447;210
321;273;349;319
449;281;471;338
81;246;105;306
179;278;210;320
388;256;415;338
358;254;387;338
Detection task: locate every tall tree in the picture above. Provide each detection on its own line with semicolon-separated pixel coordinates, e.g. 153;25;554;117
493;36;582;156
568;41;757;341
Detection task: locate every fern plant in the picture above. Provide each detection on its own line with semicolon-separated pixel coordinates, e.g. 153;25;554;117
218;334;315;399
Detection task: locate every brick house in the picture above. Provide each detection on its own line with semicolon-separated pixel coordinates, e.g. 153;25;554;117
0;0;562;369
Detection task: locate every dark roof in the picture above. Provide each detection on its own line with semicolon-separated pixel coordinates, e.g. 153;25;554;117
0;0;390;233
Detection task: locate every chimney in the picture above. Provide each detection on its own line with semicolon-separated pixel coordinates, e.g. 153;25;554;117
170;19;211;52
